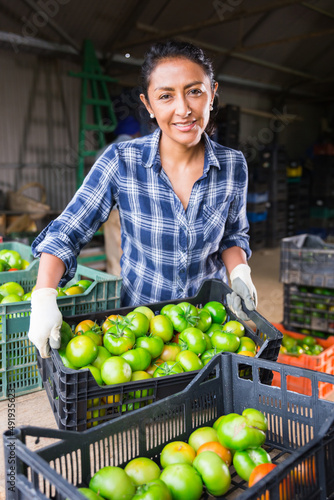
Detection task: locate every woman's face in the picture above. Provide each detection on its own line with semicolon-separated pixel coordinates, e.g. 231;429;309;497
140;57;218;148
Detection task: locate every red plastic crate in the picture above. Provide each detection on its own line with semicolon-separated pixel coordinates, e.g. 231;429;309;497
272;323;334;398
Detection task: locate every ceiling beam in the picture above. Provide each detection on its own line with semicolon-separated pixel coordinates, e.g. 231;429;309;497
113;0;306;50
0;31;319;99
21;0;81;52
103;0;144;53
216;11;272;74
0;30;79;57
239;27;334;52
137;23;319;81
302;2;334;20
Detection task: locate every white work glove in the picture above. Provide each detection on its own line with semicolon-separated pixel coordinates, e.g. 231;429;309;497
28;288;63;358
226;264;258;321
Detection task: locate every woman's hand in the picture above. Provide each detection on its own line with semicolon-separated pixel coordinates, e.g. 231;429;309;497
28;288;63;358
227;264;257;321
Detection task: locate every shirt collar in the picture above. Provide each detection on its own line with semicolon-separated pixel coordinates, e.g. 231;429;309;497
142;128;221;172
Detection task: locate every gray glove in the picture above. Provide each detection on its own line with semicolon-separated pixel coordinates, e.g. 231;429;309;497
28;288;62;358
226;264;258;321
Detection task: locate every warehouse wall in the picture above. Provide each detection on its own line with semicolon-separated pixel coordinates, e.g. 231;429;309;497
0;49;323;212
0;50;81;210
218;85;323;162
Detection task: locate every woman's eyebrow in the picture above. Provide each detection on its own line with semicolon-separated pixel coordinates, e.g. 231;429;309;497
154;81;204;92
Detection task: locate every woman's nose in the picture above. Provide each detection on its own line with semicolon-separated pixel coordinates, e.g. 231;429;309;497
175;96;191;117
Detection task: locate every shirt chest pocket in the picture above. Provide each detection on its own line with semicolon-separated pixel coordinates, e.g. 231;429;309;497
202;201;230;244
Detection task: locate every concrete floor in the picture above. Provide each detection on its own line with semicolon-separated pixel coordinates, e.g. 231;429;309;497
0;247;286;497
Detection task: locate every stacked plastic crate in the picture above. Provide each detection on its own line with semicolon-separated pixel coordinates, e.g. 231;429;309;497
259;145;288;247
0;253;122;401
246;184;268;251
215;104;240;150
309;156;334;238
280;234;334;338
286;161;311;236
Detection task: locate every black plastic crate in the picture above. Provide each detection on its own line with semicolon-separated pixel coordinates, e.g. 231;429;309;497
249;221;266;250
37;279;282;431
246;201;267;213
280;234;334;288
283;283;334;336
4;353;334;500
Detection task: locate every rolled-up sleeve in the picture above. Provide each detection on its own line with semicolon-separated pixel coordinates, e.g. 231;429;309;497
32;148;119;285
219;152;251;260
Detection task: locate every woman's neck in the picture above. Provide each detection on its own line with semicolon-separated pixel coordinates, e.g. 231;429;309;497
159;132;204;169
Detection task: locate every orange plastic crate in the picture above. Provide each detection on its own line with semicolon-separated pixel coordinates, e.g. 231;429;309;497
272;323;334;398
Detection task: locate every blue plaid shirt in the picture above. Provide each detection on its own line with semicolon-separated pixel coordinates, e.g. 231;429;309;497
32;128;251;306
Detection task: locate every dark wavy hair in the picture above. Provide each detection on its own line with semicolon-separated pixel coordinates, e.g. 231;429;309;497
140;40;218;136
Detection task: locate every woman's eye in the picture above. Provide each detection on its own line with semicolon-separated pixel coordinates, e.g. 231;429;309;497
189;89;202;95
159;94;171;100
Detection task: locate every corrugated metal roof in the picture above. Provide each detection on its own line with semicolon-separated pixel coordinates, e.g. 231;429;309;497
1;0;333;100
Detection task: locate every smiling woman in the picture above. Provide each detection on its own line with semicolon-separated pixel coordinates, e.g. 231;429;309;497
28;39;258;360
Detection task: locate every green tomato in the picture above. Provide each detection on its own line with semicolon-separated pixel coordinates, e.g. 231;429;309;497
160;303;176;318
188;427;219;452
179;327;207;355
287;345;304;356
175;350;203;372
203;301;226;324
196;309;212;332
213;415;225;430
59;321;74;350
58;349;76;369
76;487;104;500
217;409;267;451
22;292;32;301
169;302;198;332
121;347;152;371
0;281;25;297
203;333;212;350
153;361;184;378
133;306;155;322
100;357;132;385
206;323;224;338
233;447;271;481
201;348;219;366
91;346;112;370
211;330;240;352
126;311;150;338
223;320;245;337
136;335;164;359
302;335;317;347
124;457;161;486
73;279;93;290
103;325;136;355
89;466;136;500
80;365;104;385
149;314;174;342
160;343;181;362
0;250;22;269
193;450;231;496
129;371;153;399
160;441;196;468
65;336;98;368
132;479;172;500
83;330;103;347
159;464;203;500
1;293;22;303
282;335;297;350
310;344;324;355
